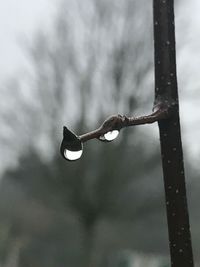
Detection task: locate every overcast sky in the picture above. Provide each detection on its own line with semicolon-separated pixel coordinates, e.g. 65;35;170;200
0;0;200;164
0;0;56;80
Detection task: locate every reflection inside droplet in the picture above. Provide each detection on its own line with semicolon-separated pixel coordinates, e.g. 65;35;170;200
99;130;119;142
64;149;83;161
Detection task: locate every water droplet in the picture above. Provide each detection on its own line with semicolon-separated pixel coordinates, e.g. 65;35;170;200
60;126;83;161
166;40;170;45
99;130;119;142
64;149;83;161
176;189;179;194
179;249;183;253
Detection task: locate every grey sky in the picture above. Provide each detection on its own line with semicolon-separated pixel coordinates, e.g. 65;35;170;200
0;0;55;79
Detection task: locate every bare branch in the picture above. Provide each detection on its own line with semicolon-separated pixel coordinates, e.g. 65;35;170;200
79;103;171;143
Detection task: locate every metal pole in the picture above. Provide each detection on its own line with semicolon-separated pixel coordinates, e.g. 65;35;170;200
153;0;194;266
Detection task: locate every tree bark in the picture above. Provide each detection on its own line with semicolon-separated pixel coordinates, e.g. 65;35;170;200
153;0;194;266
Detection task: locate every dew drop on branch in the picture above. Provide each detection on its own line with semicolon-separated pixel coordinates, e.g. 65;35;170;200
64;149;83;161
60;126;83;161
99;130;119;142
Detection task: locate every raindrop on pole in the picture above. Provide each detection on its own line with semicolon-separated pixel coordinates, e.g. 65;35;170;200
60;126;83;161
99;130;119;142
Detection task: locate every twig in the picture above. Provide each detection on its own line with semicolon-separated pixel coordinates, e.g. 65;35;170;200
79;103;171;142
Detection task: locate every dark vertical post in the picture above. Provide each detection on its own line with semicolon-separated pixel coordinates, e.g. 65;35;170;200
153;0;194;266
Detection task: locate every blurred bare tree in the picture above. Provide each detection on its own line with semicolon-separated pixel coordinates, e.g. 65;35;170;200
0;0;173;267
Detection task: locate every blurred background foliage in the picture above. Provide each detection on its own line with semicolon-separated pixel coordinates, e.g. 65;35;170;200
0;0;199;266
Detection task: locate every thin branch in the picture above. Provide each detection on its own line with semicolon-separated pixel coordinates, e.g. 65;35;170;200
79;103;171;142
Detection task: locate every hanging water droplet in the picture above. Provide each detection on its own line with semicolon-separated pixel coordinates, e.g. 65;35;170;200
99;130;119;142
60;126;83;161
105;130;119;141
64;149;83;161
